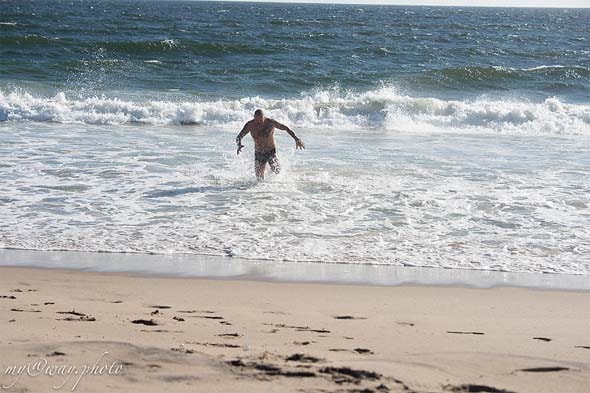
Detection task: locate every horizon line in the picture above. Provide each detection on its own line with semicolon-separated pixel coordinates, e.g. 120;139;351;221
186;0;590;9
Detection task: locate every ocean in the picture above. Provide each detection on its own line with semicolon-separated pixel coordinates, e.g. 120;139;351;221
1;0;589;276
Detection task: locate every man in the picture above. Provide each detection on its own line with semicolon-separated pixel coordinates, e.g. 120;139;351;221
236;109;305;179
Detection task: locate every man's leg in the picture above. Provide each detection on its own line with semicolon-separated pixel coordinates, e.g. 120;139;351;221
255;160;266;179
268;154;280;175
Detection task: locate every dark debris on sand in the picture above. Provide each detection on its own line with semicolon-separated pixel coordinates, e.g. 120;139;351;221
60;315;96;322
131;319;158;326
333;315;367;320
57;310;86;317
285;353;322;363
445;384;516;393
11;308;41;313
226;359;316;378
446;331;485;335
225;354;416;393
518;366;569;373
319;366;382;383
57;310;96;321
47;351;66;357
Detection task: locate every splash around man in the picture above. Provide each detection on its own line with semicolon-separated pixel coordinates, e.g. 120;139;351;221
236;109;305;179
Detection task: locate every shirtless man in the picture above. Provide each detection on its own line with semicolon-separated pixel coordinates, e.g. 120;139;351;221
236;109;305;179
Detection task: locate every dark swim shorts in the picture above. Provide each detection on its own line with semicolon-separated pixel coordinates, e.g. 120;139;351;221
254;149;278;165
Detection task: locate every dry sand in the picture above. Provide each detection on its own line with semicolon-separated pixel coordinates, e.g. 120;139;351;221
1;266;589;393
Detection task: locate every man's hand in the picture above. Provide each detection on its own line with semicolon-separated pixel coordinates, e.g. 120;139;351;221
295;139;305;150
235;122;250;155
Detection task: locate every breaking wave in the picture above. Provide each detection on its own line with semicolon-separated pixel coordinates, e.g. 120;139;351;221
1;87;589;135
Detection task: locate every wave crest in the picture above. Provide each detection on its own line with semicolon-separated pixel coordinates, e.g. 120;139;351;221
1;88;589;135
426;65;590;84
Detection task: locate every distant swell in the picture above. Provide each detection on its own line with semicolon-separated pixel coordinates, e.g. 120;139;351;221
432;65;590;81
0;36;280;55
1;88;589;135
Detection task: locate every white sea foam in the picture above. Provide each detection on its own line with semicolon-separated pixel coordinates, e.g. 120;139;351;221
1;87;589;135
161;39;177;47
521;65;566;72
0;120;588;275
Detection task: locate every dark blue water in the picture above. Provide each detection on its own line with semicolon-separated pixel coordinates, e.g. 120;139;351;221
1;0;589;101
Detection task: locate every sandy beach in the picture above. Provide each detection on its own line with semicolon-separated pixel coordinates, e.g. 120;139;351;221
1;266;589;393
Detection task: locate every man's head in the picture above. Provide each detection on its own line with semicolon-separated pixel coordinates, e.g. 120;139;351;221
254;109;264;124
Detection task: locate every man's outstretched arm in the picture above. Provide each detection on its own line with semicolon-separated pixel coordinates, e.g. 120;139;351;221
235;123;250;155
272;120;305;149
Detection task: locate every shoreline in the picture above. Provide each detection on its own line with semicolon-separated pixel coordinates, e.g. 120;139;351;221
1;266;589;393
1;249;589;292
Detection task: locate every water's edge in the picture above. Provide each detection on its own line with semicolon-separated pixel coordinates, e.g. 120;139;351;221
1;249;588;291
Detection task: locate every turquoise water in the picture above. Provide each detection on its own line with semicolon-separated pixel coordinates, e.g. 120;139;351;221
0;1;589;274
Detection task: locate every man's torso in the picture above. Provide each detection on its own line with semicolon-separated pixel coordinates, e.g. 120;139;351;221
249;119;276;153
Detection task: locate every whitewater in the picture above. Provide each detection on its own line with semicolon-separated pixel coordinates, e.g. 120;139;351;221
1;88;589;135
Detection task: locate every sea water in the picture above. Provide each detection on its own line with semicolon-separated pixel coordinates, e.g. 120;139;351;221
1;1;589;275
